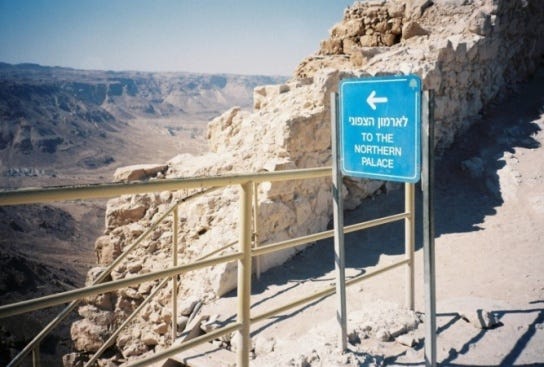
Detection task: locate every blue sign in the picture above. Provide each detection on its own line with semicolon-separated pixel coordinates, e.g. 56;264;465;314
339;75;421;183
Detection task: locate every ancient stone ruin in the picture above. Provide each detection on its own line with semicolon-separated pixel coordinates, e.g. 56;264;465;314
67;0;544;365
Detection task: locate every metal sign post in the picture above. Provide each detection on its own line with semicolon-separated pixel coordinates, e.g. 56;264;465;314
334;75;436;364
422;90;437;367
331;92;348;351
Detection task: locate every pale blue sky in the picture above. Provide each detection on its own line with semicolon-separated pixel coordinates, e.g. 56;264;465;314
0;0;355;76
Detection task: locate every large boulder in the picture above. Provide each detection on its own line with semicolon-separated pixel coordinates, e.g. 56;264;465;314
113;164;168;182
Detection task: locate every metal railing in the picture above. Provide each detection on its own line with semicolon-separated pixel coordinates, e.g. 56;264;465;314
0;167;415;367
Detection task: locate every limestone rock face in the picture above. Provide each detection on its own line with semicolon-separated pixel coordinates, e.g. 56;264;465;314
404;0;434;18
70;310;113;353
300;0;544;151
105;195;150;230
70;0;544;364
402;21;430;39
113;164;168;182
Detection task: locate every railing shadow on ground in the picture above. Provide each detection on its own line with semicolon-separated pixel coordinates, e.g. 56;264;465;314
210;69;544;359
382;305;544;366
245;68;543;301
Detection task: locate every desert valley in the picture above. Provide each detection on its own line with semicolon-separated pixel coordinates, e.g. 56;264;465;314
0;62;285;365
1;0;544;366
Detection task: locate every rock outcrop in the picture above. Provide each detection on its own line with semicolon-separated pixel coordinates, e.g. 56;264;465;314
68;0;544;364
113;164;169;182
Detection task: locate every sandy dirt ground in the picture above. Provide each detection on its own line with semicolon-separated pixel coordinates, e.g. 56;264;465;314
193;69;544;366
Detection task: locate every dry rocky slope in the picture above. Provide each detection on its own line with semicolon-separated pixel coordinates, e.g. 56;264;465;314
0;62;284;188
66;0;544;365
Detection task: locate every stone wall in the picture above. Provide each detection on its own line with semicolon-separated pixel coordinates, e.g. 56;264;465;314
68;0;544;364
297;0;544;151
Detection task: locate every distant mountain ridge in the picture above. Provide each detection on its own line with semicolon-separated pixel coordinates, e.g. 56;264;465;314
0;62;287;187
0;62;286;117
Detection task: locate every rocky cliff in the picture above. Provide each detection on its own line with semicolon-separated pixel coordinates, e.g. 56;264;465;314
68;0;544;365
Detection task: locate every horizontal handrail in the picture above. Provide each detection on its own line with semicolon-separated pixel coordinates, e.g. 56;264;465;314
0;209;408;320
0;167;331;206
1;210;409;318
253;212;408;257
345;212;409;233
0;252;243;319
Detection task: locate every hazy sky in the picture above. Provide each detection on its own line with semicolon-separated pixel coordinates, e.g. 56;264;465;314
0;0;355;76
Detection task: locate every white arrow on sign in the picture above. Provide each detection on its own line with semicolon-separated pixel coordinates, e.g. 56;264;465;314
366;90;388;110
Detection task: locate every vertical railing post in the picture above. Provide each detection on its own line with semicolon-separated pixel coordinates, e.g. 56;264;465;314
32;344;40;367
405;183;415;310
331;92;348;351
422;90;437;367
172;204;179;343
252;181;261;280
237;182;253;367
